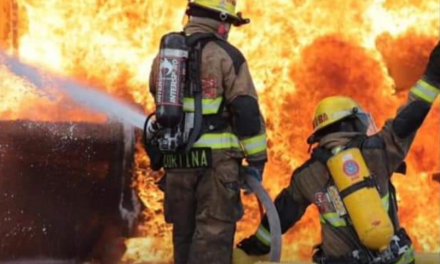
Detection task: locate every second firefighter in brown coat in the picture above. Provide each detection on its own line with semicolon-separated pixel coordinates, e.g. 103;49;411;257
147;1;267;264
237;42;440;264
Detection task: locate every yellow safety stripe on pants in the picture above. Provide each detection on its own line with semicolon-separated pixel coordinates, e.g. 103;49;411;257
396;245;415;264
240;133;267;156
410;79;439;104
192;132;241;150
255;225;271;246
183;97;223;115
320;192;390;228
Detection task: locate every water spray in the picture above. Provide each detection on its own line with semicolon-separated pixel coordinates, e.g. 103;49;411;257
0;50;147;129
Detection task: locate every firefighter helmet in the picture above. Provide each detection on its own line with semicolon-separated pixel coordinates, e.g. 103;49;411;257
309;96;377;142
188;0;239;20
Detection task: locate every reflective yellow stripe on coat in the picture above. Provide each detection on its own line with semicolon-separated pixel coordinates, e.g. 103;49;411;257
320;192;390;227
193;132;241;150
240;133;267;156
320;212;347;227
255;225;271;246
183;97;223;115
410;79;439;104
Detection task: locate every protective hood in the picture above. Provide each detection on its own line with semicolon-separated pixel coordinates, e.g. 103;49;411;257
184;16;230;40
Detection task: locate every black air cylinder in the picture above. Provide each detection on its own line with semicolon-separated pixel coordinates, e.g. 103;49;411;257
155;33;188;128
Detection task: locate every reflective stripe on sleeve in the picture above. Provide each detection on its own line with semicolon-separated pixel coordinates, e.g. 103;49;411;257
320;193;390;228
396;245;415;264
382;192;390;212
241;133;267;156
410;79;439;104
255;225;271;246
193;132;241;150
183;97;223;114
320;212;347;227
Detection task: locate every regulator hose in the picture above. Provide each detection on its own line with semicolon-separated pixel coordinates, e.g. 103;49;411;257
244;174;282;262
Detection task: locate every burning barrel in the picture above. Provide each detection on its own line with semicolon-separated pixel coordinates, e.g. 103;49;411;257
0;121;140;262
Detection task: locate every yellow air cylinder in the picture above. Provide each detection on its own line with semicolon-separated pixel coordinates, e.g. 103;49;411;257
327;148;394;250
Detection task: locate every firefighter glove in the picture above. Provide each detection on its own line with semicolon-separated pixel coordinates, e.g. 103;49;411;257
240;163;264;195
246;163;264;182
237;235;271;256
145;141;163;171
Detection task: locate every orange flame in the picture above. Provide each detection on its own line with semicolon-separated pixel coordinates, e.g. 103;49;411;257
0;0;438;262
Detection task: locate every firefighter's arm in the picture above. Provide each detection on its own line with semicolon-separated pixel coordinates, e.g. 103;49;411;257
379;41;440;173
223;61;268;169
237;169;311;255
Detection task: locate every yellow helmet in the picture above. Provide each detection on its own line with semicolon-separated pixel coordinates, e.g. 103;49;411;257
188;0;239;20
308;96;375;143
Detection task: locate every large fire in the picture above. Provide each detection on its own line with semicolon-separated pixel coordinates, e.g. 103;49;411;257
0;0;438;263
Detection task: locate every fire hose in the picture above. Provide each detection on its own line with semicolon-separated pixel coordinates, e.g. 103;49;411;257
243;173;282;263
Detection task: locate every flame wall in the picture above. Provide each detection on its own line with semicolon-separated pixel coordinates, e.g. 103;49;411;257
0;0;438;262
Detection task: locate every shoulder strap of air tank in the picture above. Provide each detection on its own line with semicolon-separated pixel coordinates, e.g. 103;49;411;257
346;135;368;149
213;39;246;75
185;32;246;75
311;147;332;165
184;32;217;152
388;181;400;232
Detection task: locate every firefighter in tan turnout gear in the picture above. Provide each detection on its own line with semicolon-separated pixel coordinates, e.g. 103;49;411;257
144;0;267;263
237;41;440;264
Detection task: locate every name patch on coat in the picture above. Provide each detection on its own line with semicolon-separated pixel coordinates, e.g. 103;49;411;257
163;148;212;169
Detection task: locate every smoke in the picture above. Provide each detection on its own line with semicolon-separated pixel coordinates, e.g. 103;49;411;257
0;50;147;129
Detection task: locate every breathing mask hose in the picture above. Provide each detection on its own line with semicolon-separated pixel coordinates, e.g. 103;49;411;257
244;174;282;262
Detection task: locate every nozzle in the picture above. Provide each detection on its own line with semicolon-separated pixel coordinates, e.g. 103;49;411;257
146;120;159;141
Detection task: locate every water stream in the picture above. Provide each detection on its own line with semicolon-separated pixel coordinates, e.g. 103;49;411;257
0;50;147;130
